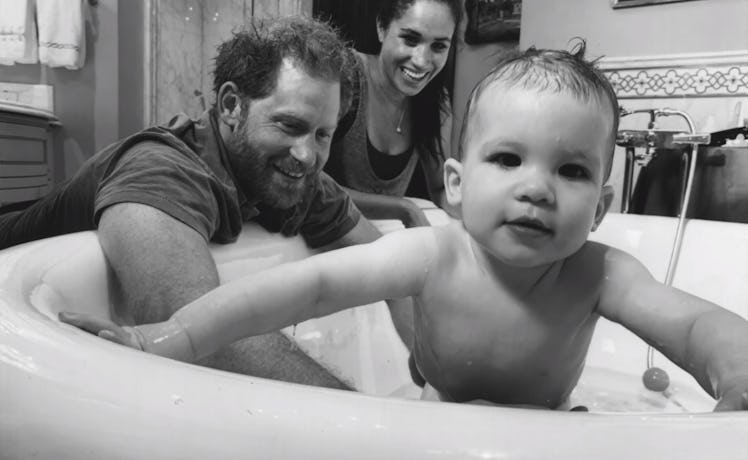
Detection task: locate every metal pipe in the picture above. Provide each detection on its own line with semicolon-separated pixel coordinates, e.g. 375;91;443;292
645;109;710;371
621;147;635;213
658;110;699;287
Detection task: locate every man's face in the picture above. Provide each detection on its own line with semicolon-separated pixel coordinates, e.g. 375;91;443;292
226;58;340;209
458;84;612;268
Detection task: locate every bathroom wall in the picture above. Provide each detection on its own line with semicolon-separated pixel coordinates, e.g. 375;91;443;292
149;0;313;125
0;0;125;182
521;0;748;57
118;0;145;139
520;0;748;212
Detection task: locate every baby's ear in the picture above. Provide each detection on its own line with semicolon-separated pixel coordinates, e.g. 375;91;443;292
592;185;615;231
217;81;243;131
443;158;464;208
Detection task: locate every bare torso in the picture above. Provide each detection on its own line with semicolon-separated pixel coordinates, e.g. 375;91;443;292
413;223;608;407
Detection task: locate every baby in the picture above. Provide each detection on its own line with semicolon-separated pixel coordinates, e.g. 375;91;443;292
62;45;748;411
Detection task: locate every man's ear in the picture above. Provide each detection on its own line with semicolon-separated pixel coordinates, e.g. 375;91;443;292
217;82;243;131
592;185;615;231
443;158;464;208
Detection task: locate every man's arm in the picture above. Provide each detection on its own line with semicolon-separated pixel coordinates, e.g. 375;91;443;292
93;202;351;389
598;246;748;411
98;202;220;324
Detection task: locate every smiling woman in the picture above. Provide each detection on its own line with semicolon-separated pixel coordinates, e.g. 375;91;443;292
320;0;462;227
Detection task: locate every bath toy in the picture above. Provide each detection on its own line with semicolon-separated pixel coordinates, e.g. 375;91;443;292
643;367;670;392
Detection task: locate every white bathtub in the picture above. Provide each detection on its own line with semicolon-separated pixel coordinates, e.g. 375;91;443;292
1;209;747;459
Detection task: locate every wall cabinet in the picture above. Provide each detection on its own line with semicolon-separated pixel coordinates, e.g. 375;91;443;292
0;111;56;207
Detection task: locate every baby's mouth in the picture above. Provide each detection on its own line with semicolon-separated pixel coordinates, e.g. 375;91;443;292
506;217;553;236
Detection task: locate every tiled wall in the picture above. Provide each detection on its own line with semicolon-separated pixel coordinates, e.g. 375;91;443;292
599;50;748;212
148;0;312;125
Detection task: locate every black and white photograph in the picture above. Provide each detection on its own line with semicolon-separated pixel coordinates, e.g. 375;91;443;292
1;0;747;458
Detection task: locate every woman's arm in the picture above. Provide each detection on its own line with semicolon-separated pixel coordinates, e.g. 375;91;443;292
343;186;431;228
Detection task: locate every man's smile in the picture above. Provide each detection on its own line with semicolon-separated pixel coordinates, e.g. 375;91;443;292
273;161;306;179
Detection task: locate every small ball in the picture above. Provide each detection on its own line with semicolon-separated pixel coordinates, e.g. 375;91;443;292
642;366;670;392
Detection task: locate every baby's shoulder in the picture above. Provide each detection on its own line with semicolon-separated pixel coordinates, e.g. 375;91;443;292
569;241;652;284
430;221;469;252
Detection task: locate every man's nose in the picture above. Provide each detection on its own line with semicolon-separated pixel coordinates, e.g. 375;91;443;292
290;136;317;168
514;170;555;205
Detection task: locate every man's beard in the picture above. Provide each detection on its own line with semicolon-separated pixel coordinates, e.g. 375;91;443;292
225;134;313;210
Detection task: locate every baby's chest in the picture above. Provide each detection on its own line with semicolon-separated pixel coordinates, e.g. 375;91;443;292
415;284;599;376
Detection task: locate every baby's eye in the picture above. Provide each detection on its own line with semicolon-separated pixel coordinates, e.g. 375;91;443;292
488;152;521;168
559;164;591;180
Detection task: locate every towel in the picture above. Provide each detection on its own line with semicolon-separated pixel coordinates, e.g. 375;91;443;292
0;0;38;65
37;0;87;69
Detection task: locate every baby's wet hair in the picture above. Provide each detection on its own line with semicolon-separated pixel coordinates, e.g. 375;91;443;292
457;40;619;180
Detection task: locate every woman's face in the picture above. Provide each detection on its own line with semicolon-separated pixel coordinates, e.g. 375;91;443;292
377;0;455;97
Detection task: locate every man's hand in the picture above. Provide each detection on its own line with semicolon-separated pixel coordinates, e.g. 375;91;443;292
59;312;144;350
714;377;748;411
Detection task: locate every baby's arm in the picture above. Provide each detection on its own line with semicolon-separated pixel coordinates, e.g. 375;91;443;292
66;228;436;363
597;246;748;411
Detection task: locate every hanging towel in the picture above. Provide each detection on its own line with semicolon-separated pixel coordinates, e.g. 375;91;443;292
0;0;38;65
37;0;87;69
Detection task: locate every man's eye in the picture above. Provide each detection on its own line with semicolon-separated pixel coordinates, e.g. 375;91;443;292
279;121;302;133
489;153;521;168
317;131;332;142
559;164;591;180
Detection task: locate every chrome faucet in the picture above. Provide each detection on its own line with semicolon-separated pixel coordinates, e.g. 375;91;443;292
618;108;712;389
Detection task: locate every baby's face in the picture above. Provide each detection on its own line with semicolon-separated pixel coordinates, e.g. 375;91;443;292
459;84;612;267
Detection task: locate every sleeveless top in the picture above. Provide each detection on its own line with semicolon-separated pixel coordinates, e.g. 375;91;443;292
325;52;422;197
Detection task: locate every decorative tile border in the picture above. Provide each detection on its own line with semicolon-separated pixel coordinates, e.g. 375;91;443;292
598;51;748;99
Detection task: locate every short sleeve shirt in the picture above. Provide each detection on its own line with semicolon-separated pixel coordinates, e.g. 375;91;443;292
0;110;361;249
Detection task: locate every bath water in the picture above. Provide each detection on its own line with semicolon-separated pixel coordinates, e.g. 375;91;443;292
568;366;715;413
388;366;715;413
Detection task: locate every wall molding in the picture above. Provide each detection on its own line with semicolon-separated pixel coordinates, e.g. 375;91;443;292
598;50;748;99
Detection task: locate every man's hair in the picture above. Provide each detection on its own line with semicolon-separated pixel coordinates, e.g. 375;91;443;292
458;41;620;180
212;16;355;118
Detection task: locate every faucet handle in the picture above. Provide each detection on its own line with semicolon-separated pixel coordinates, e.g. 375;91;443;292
672;133;711;145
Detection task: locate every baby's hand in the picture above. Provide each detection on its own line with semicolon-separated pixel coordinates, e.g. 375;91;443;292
59;312;144;351
713;377;748;411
